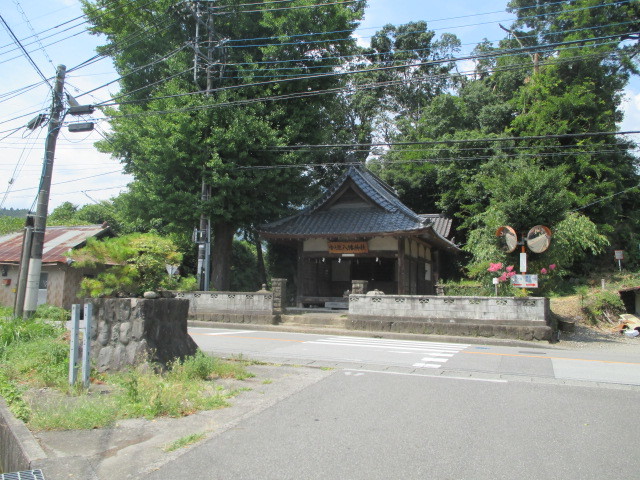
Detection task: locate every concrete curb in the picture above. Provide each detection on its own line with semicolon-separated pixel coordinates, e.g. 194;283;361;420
0;387;101;479
187;320;552;348
0;397;46;473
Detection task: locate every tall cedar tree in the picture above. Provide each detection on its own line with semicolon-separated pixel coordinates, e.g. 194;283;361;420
82;0;365;289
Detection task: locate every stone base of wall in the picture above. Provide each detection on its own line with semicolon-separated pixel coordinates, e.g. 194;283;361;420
90;298;198;371
189;313;278;324
348;317;554;341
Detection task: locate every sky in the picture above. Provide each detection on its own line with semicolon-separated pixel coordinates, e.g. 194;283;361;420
0;0;638;212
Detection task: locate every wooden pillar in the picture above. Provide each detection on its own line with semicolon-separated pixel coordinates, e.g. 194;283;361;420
397;238;405;295
296;242;304;307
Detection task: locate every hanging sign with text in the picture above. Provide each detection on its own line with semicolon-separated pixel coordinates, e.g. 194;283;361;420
328;241;369;254
510;274;539;288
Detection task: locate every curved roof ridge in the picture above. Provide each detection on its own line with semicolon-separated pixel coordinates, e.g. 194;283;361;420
352;167;426;222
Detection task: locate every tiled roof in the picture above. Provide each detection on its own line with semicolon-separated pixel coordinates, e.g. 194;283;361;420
418;214;453;239
259;167;457;250
0;224;111;264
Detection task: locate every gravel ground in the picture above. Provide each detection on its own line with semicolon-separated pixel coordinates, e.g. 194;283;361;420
553;324;640;352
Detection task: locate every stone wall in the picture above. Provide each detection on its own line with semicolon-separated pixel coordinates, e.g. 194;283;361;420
90;298;197;372
175;284;285;323
348;294;553;340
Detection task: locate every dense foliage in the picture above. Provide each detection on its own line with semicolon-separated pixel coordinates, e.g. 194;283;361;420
370;0;640;275
81;0;366;289
20;0;636;288
69;232;194;297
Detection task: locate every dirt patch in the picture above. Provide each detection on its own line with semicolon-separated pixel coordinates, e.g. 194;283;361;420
550;295;585;322
550;295;640;350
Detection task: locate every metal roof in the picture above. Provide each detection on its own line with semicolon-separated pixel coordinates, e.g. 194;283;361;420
259;167;458;251
0;224;111;265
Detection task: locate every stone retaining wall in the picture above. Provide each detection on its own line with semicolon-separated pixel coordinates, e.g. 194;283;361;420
175;281;287;324
90;298;197;371
349;294;549;324
348;294;553;340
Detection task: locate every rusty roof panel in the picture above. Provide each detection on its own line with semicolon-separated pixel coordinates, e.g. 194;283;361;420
0;225;110;264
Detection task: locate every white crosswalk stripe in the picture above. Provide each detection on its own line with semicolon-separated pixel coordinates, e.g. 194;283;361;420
307;336;469;370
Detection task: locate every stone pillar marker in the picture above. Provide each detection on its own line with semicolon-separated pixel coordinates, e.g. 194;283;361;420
271;278;287;314
352;280;368;295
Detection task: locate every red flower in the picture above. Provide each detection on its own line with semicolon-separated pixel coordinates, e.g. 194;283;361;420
506;265;514;272
541;268;548;274
487;262;503;272
498;272;508;282
549;264;556;271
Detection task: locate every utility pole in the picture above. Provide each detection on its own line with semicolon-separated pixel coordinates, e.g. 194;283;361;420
193;0;200;85
188;1;215;291
195;179;211;291
22;64;66;317
13;215;33;318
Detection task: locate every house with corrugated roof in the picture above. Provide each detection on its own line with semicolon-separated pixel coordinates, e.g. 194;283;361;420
0;224;112;309
258;166;459;307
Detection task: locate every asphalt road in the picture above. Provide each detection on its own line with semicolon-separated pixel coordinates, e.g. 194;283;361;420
189;327;640;388
141;327;640;480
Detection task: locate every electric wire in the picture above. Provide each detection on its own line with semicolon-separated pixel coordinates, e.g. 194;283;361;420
92;37;632;110
0;13;53;88
12;0;56;70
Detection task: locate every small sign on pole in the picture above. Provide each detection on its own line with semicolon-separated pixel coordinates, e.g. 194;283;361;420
511;274;539;289
68;305;80;386
614;250;624;271
82;303;92;388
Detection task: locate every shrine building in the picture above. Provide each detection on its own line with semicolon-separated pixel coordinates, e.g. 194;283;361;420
258;167;460;308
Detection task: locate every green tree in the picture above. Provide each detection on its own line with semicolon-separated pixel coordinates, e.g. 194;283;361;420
70;232;189;297
372;0;639;275
0;216;24;235
82;0;366;290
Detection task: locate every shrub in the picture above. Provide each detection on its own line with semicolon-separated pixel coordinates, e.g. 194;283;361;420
70;233;185;297
0;315;63;358
31;304;70;323
582;290;625;325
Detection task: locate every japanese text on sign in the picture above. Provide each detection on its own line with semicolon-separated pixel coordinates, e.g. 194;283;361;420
328;241;369;254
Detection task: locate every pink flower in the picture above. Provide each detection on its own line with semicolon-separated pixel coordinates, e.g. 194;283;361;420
498;272;508;282
507;271;516;278
549;264;556;271
506;265;514;272
487;262;503;272
541;268;548;275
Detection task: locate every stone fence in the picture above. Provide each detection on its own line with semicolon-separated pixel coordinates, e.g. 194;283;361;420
349;294;549;324
348;294;553;340
174;278;287;324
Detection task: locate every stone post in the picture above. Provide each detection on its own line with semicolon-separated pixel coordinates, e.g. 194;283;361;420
352;280;368;295
271;278;287;314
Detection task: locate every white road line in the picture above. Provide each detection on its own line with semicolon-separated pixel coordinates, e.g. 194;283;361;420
193;330;258;336
313;337;470;349
412;363;442;368
420;357;449;362
307;341;466;354
344;369;508;383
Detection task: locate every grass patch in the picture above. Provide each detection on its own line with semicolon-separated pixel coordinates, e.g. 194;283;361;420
164;432;207;452
28;394;120;430
1;310;256;431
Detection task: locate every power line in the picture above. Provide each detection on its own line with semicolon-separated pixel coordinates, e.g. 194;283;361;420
0;169;125;196
572;183;640;212
93;35;632;109
0;13;53;88
266;130;640;151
